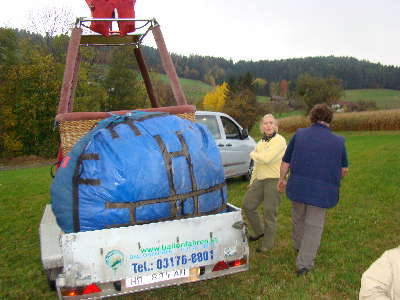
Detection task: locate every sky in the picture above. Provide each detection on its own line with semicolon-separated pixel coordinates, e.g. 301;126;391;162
1;0;399;67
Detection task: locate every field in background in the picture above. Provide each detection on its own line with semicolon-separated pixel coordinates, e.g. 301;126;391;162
278;109;400;132
342;89;400;109
156;73;213;104
1;131;399;299
256;96;269;103
153;75;400;111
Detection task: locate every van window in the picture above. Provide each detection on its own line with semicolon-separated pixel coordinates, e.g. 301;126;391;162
195;115;221;139
221;116;241;139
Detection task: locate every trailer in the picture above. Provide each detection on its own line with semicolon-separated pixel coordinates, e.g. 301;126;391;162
40;15;249;299
41;203;248;299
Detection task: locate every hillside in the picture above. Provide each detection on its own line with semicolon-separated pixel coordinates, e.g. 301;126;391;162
342;89;400;109
142;45;400;91
155;73;213;104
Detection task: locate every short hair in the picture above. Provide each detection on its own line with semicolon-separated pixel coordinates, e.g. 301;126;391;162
309;104;333;124
259;114;278;133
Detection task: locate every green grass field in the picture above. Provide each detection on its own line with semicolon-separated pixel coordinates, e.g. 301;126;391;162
1;131;399;299
342;89;400;109
156;73;213;104
256;96;269;103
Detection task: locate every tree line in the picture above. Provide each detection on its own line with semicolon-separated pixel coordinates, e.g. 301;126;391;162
142;47;400;91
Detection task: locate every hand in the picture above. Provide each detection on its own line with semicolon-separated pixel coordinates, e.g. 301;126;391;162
277;178;287;193
341;167;348;178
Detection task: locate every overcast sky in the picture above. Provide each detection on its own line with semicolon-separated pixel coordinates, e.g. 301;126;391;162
1;0;399;67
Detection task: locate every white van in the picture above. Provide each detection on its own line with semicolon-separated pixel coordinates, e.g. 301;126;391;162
195;111;256;180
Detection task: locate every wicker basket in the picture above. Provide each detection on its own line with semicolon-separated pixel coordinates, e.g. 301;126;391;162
56;106;196;156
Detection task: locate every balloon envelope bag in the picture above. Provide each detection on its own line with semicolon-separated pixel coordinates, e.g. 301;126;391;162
51;111;227;233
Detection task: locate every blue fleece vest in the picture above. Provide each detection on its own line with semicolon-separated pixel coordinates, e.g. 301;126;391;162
283;123;348;208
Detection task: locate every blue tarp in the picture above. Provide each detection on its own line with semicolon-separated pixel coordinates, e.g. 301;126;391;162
51;111;227;233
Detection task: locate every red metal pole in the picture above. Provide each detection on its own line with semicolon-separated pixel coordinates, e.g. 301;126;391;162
151;23;188;106
134;47;160;108
58;28;82;114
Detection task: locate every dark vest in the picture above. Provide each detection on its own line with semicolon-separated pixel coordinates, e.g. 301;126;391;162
285;123;346;208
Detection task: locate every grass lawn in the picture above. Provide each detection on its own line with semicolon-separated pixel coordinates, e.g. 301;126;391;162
256;96;269;103
342;89;400;109
1;131;399;299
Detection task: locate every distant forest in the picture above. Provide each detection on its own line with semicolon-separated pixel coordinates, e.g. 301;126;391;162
9;28;400;91
142;46;400;91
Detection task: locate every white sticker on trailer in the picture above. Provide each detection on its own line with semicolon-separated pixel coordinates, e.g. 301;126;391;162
126;269;189;288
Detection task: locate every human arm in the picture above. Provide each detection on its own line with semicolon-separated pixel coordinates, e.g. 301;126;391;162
249;164;257;185
341;142;349;178
277;161;290;192
359;251;393;300
250;138;286;165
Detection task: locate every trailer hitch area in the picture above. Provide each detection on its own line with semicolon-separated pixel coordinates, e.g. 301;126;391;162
232;221;245;230
232;221;247;243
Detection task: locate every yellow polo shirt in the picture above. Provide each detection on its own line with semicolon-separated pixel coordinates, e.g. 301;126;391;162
250;133;287;184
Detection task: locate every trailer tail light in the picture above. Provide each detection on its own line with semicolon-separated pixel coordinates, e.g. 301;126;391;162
212;261;229;272
61;284;101;296
212;257;247;272
62;289;79;297
83;283;101;294
228;257;247;267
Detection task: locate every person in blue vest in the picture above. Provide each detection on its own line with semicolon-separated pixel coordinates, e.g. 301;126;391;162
277;104;349;276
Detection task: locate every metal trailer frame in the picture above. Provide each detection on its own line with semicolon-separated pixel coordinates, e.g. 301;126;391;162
58;17;188;115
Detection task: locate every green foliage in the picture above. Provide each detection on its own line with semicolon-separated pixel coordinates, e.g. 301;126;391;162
296;74;344;113
253;78;269;96
102;47;149;111
223;73;259;130
150;73;176;107
224;89;258;130
0;44;61;158
0;28;18;82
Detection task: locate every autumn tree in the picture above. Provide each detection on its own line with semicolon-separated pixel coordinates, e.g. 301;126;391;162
279;79;289;97
253;78;269;96
224;73;258;130
269;81;280;96
295;74;344;113
149;74;176;107
201;82;229;112
224;89;258;130
0;44;61;157
0;28;18;82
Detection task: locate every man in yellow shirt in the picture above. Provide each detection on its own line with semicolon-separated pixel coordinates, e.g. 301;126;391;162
242;114;287;253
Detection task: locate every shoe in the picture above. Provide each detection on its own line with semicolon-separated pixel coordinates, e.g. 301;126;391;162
296;268;309;276
248;233;264;242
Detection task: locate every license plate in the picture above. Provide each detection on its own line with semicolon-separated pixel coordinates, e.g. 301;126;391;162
126;269;189;288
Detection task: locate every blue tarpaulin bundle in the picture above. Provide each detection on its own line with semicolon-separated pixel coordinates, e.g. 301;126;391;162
51;111;227;233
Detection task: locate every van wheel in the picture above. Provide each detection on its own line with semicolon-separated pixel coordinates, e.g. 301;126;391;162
243;160;253;181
